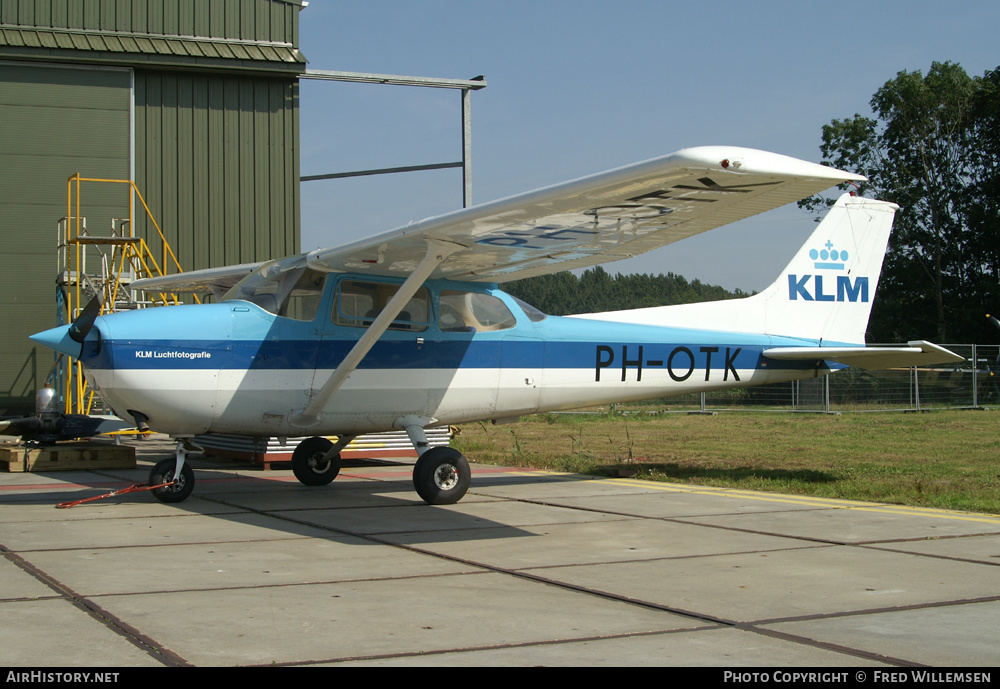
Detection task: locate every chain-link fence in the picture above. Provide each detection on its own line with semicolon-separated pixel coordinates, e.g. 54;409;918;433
644;345;1000;414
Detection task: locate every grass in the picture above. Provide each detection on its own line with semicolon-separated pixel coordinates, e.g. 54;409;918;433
451;409;1000;514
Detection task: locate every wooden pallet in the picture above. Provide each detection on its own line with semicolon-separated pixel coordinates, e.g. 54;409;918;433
0;442;135;472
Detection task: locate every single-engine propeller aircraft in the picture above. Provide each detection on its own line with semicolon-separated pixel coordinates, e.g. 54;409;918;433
31;146;962;505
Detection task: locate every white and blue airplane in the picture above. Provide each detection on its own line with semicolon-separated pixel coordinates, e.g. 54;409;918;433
30;146;961;505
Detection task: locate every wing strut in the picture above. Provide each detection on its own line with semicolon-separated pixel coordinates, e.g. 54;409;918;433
290;238;463;429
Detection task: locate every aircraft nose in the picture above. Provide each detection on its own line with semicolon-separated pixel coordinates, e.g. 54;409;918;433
30;324;83;358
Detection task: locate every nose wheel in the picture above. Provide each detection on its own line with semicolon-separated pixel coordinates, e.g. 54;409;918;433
412;447;471;505
149;446;195;503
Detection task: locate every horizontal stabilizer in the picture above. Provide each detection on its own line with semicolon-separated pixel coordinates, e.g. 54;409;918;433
763;341;964;369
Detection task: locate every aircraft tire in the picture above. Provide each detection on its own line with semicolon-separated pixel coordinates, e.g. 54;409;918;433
149;457;195;503
413;447;471;505
292;436;340;486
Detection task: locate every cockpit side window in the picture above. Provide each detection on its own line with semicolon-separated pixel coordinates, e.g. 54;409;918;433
333;279;430;332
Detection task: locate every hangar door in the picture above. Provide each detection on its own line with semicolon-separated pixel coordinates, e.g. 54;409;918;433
0;61;131;415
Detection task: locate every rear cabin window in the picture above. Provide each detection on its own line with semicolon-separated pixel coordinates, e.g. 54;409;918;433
333;280;431;332
438;291;517;332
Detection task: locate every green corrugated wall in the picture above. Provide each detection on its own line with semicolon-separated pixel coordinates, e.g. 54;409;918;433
133;71;298;272
0;0;303;414
0;62;131;414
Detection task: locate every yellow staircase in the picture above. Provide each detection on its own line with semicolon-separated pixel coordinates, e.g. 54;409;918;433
56;174;195;415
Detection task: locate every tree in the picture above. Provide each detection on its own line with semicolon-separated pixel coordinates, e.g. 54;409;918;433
803;62;1000;343
963;67;1000;337
506;269;745;316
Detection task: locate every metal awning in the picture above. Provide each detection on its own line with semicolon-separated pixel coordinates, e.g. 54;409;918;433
0;25;306;73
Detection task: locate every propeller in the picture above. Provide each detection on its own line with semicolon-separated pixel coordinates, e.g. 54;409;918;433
69;295;103;343
30;295;103;359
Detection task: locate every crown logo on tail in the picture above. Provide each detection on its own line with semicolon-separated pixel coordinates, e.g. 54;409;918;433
809;240;848;270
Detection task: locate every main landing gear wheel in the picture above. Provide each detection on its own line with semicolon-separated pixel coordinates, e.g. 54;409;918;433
292;436;341;486
412;447;471;505
149;457;195;503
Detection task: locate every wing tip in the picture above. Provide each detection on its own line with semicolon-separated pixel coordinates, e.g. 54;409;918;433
672;145;866;183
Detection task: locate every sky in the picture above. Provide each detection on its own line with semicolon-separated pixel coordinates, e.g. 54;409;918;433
297;1;1000;293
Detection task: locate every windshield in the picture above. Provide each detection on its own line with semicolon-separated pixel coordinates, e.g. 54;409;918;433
222;256;327;321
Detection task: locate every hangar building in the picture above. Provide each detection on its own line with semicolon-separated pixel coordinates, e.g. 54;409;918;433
0;0;305;415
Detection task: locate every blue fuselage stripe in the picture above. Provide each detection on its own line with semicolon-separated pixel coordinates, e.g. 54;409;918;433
84;338;818;374
79;301;835;375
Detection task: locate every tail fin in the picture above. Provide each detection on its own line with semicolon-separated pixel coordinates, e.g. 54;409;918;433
576;194;898;344
746;194;897;343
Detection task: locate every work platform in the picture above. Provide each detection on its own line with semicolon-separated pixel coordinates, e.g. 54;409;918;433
0;441;135;473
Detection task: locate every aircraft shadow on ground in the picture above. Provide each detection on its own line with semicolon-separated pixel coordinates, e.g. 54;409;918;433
595;462;838;485
0;453;543;547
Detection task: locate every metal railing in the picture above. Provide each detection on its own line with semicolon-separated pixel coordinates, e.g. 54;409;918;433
632;345;1000;414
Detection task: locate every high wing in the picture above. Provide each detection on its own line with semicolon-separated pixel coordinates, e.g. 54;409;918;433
304;146;864;282
763;341;965;369
133;146;864;296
